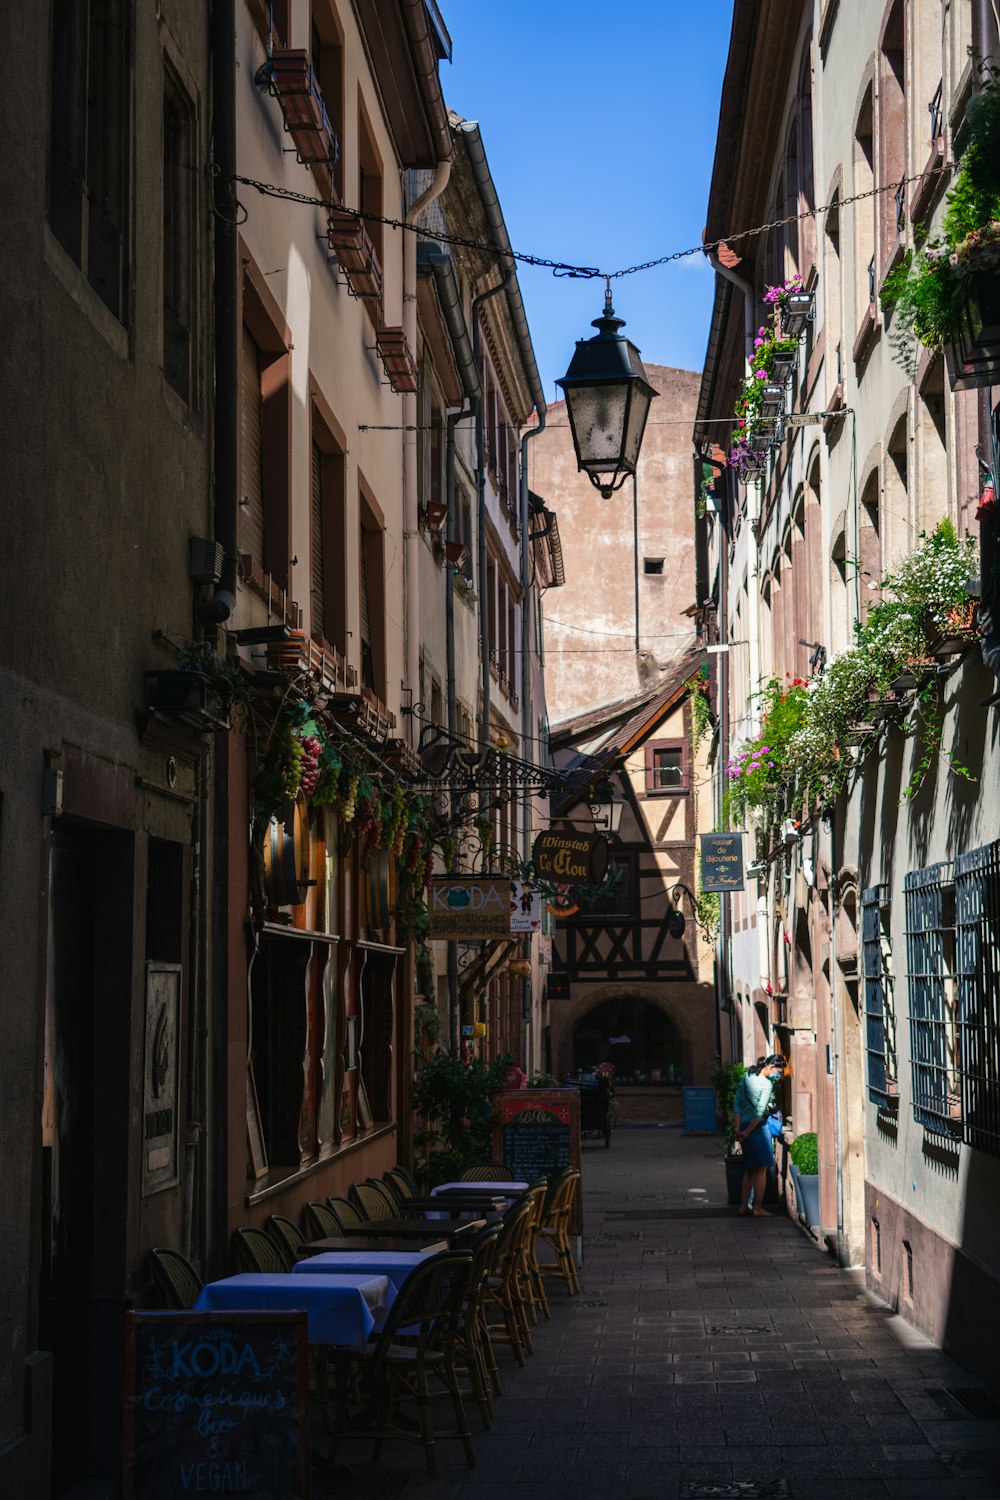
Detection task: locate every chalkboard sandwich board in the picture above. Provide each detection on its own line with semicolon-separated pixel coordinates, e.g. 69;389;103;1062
493;1088;582;1234
124;1311;309;1499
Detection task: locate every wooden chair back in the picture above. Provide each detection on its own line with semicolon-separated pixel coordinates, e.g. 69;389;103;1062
148;1247;203;1310
460;1164;510;1181
233;1225;293;1273
350;1179;395;1221
266;1213;307;1263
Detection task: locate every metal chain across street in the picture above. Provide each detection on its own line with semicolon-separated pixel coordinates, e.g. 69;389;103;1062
227;160;953;283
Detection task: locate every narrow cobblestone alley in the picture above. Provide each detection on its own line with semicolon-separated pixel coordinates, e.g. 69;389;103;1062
322;1126;1000;1500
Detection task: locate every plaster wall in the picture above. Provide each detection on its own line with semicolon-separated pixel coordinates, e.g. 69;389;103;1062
532;366;701;724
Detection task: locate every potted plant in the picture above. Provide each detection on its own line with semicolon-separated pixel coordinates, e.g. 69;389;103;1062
709;1059;747;1205
881;66;1000;387
411;1050;512;1186
788;1131;819;1227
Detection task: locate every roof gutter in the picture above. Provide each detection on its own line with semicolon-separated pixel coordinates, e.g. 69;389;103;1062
398;0;454;163
417;243;481;401
456;119;545;419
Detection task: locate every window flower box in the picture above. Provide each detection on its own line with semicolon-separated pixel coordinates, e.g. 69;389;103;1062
327;209;383;300
270;51;339;176
375;326;419;393
423;500;448;531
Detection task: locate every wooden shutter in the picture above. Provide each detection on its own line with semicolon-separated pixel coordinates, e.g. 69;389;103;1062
240;326;265;566
311;440;325;640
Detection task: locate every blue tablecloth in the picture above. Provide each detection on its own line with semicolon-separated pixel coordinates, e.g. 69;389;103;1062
194;1272;388;1347
427;1180;528;1220
293;1250;425;1297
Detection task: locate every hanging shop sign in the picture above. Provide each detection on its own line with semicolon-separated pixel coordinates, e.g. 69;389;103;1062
428;877;512;939
532;829;609;887
509;879;542;934
700;832;745;892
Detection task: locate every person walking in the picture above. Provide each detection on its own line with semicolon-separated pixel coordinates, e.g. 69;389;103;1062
732;1055;786;1216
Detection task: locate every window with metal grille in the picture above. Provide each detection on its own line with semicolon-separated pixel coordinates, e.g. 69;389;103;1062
904;862;960;1135
956;840;1000;1158
862;885;896;1106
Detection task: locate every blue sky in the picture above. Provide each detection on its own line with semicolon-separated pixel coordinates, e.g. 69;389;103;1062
442;1;735;401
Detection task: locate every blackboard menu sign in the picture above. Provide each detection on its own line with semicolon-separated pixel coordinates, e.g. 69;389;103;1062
493;1089;582;1233
124;1311;309;1499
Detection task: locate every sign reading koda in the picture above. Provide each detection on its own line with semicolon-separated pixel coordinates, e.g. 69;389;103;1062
428;877;512;938
531;830;609;887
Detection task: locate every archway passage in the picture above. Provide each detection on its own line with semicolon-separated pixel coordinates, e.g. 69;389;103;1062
572;994;683;1083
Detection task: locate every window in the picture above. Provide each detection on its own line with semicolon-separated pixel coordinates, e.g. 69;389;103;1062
357;99;383;277
162;63;198;405
853;83;876;331
904;862;960;1134
644;740;689;796
240;271;291;597
878;1;907;273
310;4;344;198
824;186;843;400
862;885;896;1106
576;857;634;919
49;0;131;322
643;557;665;575
310;404;346;654
359;495;386;700
955;840;1000;1158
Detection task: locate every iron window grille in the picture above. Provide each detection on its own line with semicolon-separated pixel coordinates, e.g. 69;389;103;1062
955;840;1000;1158
862;885;896;1106
904;862;961;1135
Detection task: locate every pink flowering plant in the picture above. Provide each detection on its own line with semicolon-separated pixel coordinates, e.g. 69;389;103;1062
725;678;810;823
728;281;801;478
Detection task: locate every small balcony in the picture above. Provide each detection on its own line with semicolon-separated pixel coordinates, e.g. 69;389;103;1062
375;326;419;393
328;209;384;301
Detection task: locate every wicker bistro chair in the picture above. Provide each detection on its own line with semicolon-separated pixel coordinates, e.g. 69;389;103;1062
349;1179;397;1222
388;1163;419;1196
330;1250;476;1478
522;1180;552;1324
267;1213;309;1264
483;1198;535;1365
148;1247;203;1310
539;1169;581;1296
455;1224;503;1423
234;1225;294;1274
304;1201;343;1240
459;1164;512;1182
327;1196;365;1229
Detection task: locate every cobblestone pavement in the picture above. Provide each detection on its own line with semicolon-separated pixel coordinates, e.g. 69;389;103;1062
319;1125;1000;1500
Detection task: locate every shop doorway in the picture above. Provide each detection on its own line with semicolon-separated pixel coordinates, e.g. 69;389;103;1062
40;822;134;1495
572;995;684;1083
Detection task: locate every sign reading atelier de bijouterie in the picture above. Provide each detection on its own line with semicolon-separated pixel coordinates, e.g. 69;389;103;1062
428;877;512;939
531;830;609;887
699;832;744;892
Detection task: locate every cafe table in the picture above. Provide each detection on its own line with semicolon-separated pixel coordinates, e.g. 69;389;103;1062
304;1234;448;1255
426;1180;528;1219
293;1249;427;1298
194;1272;389;1348
341;1217;485;1242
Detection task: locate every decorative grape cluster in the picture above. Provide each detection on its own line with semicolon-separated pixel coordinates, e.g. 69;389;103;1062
341;774;361;822
277;724;303;799
298;735;322;798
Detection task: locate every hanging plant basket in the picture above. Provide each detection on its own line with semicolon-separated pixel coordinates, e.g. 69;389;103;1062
944;271;1000;391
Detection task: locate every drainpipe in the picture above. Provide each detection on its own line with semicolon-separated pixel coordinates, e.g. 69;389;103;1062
403;160;451;742
472;270;513;743
706;247;755;362
826;810;847;1265
445;401;471;1055
200;0;238;624
520;408;546;1072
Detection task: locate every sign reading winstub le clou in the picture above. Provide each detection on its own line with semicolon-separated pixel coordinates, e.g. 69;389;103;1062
428;877;512;939
531;830;609;886
699;832;744;892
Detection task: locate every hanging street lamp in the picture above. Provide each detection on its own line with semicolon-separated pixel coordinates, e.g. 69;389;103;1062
556;282;658;498
587;776;624;837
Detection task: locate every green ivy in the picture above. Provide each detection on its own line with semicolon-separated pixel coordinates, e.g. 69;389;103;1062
412;1051;513;1185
